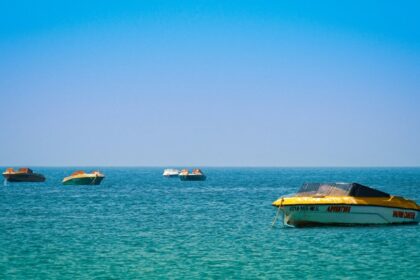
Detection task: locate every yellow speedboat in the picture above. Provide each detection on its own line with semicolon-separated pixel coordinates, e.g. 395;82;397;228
272;182;420;227
62;170;105;185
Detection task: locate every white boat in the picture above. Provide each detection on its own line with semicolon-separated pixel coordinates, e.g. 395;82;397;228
163;169;180;177
272;182;420;227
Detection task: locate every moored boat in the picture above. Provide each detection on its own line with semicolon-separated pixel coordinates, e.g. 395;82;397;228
2;168;46;182
62;170;105;185
163;169;180;177
272;182;420;227
179;169;206;181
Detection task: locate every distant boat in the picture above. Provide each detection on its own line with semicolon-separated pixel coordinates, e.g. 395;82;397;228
163;169;180;177
2;168;46;182
272;182;420;227
179;169;206;181
62;170;105;185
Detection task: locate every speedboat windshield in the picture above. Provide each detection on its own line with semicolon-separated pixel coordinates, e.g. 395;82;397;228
296;183;352;197
296;183;390;198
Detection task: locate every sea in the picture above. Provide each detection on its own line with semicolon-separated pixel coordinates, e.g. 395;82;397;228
0;167;419;279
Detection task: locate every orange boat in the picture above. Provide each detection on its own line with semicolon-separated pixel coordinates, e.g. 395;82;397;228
2;168;46;182
179;169;206;181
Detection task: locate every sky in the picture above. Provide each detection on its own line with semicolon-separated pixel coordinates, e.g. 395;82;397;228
0;0;419;167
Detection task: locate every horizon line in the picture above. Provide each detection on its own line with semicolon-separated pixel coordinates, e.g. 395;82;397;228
1;165;420;168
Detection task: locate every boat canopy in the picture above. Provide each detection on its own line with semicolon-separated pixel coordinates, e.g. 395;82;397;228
296;183;390;198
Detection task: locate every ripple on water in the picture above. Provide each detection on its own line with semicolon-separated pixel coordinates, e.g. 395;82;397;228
0;167;419;279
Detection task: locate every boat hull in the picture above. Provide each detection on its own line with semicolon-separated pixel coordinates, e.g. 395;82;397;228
164;174;179;178
3;173;45;182
281;204;419;227
163;169;180;177
179;175;206;181
62;176;104;185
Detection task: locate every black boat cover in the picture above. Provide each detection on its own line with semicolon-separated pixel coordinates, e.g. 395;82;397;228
296;183;390;198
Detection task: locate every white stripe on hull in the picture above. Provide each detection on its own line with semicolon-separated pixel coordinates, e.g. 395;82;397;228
282;205;419;227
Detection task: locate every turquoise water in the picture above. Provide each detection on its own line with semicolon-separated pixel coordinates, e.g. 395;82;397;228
1;168;419;279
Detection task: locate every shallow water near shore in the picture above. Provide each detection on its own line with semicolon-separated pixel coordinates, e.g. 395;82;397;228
1;167;419;279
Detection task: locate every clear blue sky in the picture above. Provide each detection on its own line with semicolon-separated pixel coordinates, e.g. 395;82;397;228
1;0;419;166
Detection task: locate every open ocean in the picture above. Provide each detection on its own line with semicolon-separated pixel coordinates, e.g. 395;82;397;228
0;167;419;279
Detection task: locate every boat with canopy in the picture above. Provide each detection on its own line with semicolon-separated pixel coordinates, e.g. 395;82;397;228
272;182;420;227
